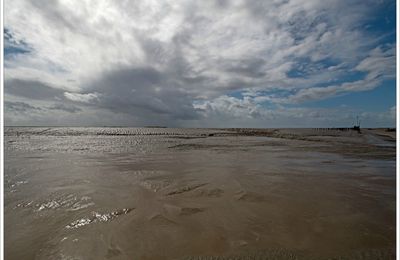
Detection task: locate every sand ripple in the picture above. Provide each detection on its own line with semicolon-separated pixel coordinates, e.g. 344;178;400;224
36;194;94;212
66;208;134;229
166;183;208;196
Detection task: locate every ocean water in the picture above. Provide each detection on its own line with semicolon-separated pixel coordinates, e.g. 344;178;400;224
4;127;396;259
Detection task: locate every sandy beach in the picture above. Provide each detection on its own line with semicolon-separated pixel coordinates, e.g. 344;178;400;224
4;127;396;259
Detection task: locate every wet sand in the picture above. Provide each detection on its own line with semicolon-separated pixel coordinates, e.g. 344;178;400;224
4;127;396;259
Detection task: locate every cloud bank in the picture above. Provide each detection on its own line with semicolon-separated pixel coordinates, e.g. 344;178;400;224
4;0;396;127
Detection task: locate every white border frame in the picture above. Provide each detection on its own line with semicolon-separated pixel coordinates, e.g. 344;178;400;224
0;1;398;260
1;0;4;258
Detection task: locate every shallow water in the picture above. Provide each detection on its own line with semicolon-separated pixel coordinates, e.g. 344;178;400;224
4;127;396;259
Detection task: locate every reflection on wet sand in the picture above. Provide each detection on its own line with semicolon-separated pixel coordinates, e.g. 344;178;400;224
4;127;396;259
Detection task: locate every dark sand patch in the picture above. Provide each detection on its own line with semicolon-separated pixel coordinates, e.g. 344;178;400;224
194;188;224;198
166;183;208;196
235;191;267;202
148;213;177;226
180;207;205;216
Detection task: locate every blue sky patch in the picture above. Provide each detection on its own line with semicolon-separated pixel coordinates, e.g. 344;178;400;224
4;28;32;58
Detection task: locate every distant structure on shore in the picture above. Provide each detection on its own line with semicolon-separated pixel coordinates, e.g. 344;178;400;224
353;116;361;133
313;116;362;133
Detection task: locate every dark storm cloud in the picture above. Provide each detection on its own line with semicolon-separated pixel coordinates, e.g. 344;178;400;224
5;101;42;113
5;79;65;100
47;103;82;113
84;66;200;121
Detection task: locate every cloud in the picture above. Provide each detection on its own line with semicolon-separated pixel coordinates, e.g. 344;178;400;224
5;101;42;113
194;95;264;119
4;0;396;126
355;44;396;81
64;92;100;104
281;44;396;103
192;96;395;128
5;79;65;100
84;66;201;121
47;103;82;113
5;100;82;114
4;28;32;57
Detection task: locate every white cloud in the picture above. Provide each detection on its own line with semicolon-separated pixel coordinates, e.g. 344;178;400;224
194;95;264;119
192;95;395;128
64;92;100;103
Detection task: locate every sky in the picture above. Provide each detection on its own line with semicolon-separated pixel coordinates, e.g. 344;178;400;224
4;0;397;127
